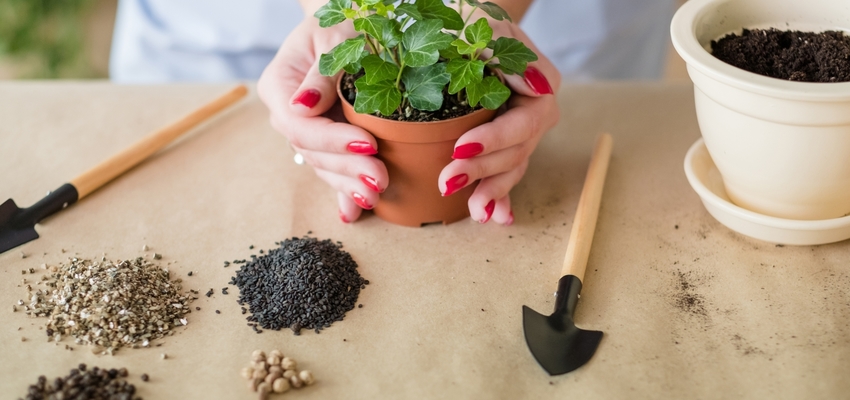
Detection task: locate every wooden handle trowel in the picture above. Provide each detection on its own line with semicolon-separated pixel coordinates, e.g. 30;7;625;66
522;133;613;375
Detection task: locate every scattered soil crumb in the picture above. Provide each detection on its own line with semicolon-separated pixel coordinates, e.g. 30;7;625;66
673;270;708;317
731;334;764;356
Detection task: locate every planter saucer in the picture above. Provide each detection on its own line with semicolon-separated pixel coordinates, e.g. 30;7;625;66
684;138;850;245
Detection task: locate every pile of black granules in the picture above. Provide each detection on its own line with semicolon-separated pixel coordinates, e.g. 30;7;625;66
20;364;141;400
229;237;367;335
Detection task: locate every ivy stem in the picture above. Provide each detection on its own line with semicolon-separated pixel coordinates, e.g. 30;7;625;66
461;5;479;33
366;36;380;56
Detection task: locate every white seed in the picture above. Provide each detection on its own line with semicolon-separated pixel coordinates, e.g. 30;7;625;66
283;370;296;379
272;377;290;393
299;370;315;386
268;366;283;375
289;375;303;389
269;349;283;359
253;368;268;380
281;357;297;371
267;355;281;366
161;353;167;360
264;371;281;386
251;350;266;362
241;367;254;380
257;382;271;400
248;377;263;392
252;361;267;371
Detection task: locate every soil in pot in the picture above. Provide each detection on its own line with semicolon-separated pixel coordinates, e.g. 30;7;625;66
711;28;850;82
340;70;494;122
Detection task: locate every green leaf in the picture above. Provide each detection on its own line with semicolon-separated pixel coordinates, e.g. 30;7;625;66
402;20;452;67
361;54;399;84
361;0;381;6
465;18;492;45
318;36;368;76
446;58;484;94
354;15;400;48
439;46;463;60
415;0;464;30
467;75;510;109
319;53;336;76
394;3;422;20
463;0;511;22
354;78;402;115
344;60;363;74
490;37;538;74
343;9;358;19
314;0;352;28
374;2;393;17
401;63;450;111
451;38;485;55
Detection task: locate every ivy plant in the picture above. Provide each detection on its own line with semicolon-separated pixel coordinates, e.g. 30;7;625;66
316;0;538;117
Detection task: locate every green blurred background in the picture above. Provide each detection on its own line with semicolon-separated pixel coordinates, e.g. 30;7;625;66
0;0;115;79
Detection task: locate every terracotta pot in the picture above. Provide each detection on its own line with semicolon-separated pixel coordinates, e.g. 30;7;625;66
337;75;497;227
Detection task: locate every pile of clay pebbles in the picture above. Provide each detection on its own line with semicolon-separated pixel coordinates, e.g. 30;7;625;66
229;237;367;335
18;364;141;400
16;256;195;355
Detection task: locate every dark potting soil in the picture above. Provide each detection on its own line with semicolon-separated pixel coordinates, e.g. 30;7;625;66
20;365;141;400
340;70;489;122
711;28;850;82
229;237;367;335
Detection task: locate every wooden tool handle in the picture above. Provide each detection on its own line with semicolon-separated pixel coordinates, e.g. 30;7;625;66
559;133;613;280
69;84;248;199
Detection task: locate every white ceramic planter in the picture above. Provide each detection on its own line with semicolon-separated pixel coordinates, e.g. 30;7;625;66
671;0;850;221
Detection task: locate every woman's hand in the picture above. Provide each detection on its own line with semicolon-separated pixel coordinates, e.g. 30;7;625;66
258;18;387;223
438;18;561;225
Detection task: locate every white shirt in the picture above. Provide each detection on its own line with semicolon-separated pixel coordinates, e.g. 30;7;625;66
110;0;675;83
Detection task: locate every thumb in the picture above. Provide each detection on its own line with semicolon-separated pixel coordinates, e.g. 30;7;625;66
289;61;340;116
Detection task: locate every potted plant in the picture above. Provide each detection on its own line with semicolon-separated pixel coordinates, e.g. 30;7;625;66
314;0;538;227
671;0;850;221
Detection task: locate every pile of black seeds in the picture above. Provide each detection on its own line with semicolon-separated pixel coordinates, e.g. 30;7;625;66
711;28;850;82
229;237;367;335
19;364;141;400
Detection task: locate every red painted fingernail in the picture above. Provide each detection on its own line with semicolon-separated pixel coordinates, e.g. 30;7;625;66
505;211;514;226
524;66;553;95
452;142;484;159
480;200;496;223
292;89;321;108
359;174;381;193
347;141;378;155
443;174;469;196
352;192;373;209
339;210;350;224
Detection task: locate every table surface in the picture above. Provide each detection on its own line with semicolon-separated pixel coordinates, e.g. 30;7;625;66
1;82;848;400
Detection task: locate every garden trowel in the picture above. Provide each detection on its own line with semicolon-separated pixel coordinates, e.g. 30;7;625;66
523;133;612;375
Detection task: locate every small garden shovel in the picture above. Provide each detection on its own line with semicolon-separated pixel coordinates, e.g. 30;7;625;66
522;133;612;375
0;85;248;254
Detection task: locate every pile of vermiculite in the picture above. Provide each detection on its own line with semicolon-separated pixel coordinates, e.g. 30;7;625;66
230;237;367;335
16;256;195;354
